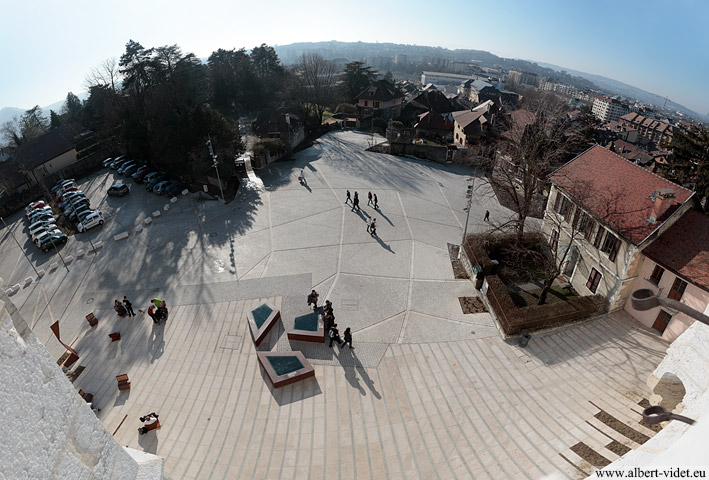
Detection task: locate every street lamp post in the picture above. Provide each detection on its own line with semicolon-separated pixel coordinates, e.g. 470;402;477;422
461;176;475;252
206;135;225;203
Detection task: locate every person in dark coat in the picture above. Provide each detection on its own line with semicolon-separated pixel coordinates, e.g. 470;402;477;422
307;289;319;309
324;312;335;334
123;296;135;317
367;191;373;206
328;324;344;347
343;327;354;349
345;190;351;204
373;193;378;209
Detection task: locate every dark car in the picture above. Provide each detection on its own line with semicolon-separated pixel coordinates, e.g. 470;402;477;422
145;173;168;192
134;168;157;183
122;163;142;176
110;157;131;169
108;183;130;197
164;181;187;196
37;232;68;252
153;180;173;195
117;160;137;174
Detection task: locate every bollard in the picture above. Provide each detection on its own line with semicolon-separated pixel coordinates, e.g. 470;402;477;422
518;333;531;348
163;204;170;212
76;249;85;257
37;269;46;278
170;196;178;203
135;224;143;233
143;217;152;225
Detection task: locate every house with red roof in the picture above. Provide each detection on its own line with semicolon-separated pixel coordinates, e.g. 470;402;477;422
355;80;404;121
624;209;709;341
544;145;696;312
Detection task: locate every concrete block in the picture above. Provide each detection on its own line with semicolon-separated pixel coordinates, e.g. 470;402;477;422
143;217;152;225
37;269;46;278
152;210;161;218
134;224;143;233
113;232;129;241
65;255;74;263
170;196;178;203
163;204;170;212
182;189;189;196
93;241;104;250
76;249;85;257
49;262;59;271
12;284;20;293
24;277;33;286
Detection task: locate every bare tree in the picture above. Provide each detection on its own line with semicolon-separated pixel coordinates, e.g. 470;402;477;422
291;53;337;126
480;94;593;237
85;57;121;91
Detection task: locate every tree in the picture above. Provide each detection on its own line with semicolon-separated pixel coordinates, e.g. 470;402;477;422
50;110;62;129
207;48;256;111
62;92;83;125
343;61;376;101
665;124;709;210
19;106;49;141
383;70;394;84
85;57;121;92
480;94;592;237
291;53;337;126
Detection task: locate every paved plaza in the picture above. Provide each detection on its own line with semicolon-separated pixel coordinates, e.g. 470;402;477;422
0;131;669;479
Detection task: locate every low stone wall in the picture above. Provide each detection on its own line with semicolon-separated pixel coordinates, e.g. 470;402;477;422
370;143;449;163
463;234;605;338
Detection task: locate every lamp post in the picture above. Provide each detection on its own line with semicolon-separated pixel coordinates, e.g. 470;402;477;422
206;135;225;203
1;216;40;277
460;176;475;254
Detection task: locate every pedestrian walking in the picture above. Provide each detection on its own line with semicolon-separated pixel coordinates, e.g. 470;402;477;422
352;193;360;212
307;289;319;310
484;210;490;222
323;300;333;315
373;193;378;209
329;324;344;348
369;218;377;237
324;312;335;333
147;305;158;324
343;327;354;349
299;169;306;184
367;191;373;206
123;296;135;317
345;190;351;204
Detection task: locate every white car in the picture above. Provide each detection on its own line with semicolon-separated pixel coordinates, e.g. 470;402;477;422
76;211;104;232
29;219;57;232
33;228;62;245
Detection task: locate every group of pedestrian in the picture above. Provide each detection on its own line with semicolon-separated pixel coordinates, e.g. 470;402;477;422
114;296;135;317
367;217;377;236
345;190;378;212
307;292;354;349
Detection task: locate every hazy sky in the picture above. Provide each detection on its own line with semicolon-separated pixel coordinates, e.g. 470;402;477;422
1;0;707;115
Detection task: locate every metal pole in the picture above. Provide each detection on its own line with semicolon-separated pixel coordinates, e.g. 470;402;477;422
461;176;475;246
1;216;40;277
207;135;225;202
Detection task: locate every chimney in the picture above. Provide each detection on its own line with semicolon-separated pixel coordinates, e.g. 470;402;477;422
648;188;676;223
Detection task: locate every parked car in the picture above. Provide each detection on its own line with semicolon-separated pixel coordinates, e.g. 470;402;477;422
152;180;170;195
122;163;141;176
28;219;57;232
117;160;137;174
69;205;93;222
102;157;115;168
37;232;68;252
133;168;156;183
56;186;78;201
107;183;130;197
62;199;90;217
110;156;130;169
26;206;52;220
145;173;168;192
25;201;47;218
33;228;62;245
76;211;104;232
164;181;187;196
52;179;75;193
60;193;87;208
29;223;56;239
28;210;54;224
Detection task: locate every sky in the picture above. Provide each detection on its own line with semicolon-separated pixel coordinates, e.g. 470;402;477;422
1;0;707;116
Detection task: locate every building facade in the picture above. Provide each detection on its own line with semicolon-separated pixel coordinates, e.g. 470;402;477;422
592;97;629;123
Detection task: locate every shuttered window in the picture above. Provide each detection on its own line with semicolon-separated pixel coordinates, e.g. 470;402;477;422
586;268;602;293
668;277;688;301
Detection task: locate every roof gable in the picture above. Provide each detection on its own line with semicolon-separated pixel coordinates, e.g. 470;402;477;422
549;145;694;245
642;209;709;292
14;127;75;169
355;80;404;102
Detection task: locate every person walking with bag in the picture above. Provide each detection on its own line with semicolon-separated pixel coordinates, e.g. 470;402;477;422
329;324;344;348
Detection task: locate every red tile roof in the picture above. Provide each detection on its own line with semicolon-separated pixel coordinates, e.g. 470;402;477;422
642;209;709;291
549;145;694;245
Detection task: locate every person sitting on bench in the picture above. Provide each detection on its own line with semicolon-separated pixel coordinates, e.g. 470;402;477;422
138;412;160;435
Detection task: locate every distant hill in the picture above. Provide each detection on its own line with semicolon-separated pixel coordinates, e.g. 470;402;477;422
274;41;704;121
0;92;89;129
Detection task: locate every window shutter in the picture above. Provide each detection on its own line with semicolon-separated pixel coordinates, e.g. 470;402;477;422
553;193;562;212
594;228;605;248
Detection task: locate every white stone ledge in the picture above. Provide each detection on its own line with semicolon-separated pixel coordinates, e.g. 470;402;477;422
49;262;59;271
24;277;33;286
65;255;74;263
152;210;161;218
182;189;189;196
76;249;85;258
113;232;129;241
93;241;104;250
170;196;178;203
134;224;143;233
37;269;46;278
143;217;152;225
163;204;170;212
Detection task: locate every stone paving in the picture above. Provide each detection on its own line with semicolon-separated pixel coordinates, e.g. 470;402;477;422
0;131;671;479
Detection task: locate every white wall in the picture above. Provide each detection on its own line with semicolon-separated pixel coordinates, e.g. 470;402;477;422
0;286;164;479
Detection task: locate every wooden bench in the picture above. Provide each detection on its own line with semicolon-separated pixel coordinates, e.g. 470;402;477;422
86;312;98;327
78;389;94;403
116;374;131;391
108;332;121;342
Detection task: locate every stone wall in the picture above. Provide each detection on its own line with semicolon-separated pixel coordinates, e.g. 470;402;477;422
0;282;164;479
